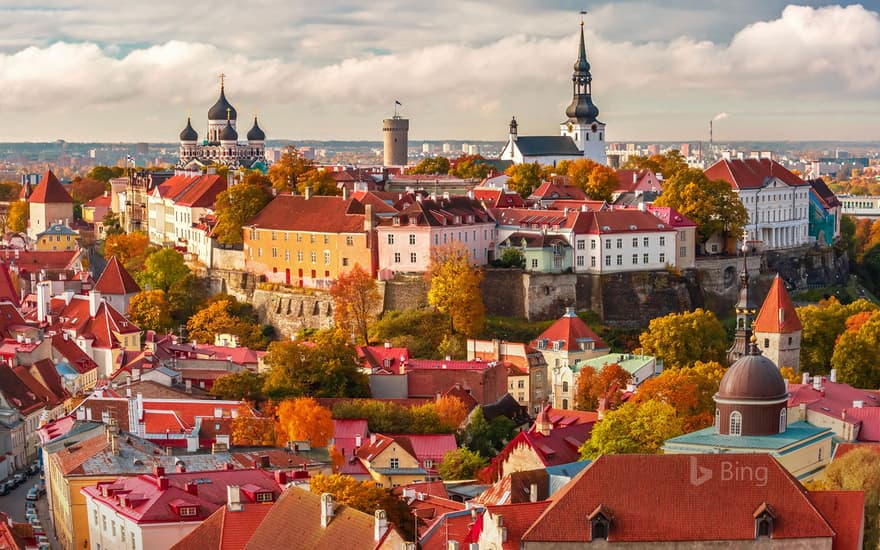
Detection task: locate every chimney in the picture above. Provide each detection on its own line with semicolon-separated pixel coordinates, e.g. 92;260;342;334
801;373;811;385
259;455;270;468
364;203;374;233
492;339;502;360
227;485;243;512
529;483;538;503
89;290;102;317
185;380;192;394
448;542;460;550
176;462;186;473
342;186;349;200
374;510;389;541
274;470;288;485
185;481;198;496
812;376;823;391
153;465;165;478
36;281;50;323
355;434;362;448
304;186;313;200
157;477;169;490
136;393;144;421
370;433;376;445
798;402;807;420
853;400;864;408
633;172;638;184
321;493;334;528
829;369;837;383
223;463;234;471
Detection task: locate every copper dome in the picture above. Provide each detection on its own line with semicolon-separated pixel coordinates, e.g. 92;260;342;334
716;351;788;402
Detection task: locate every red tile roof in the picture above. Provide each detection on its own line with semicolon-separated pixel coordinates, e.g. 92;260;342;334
788;380;880;431
530;182;588;201
832;441;880;460
0;362;45;415
51;333;99;374
473;188;526;209
0;263;19;306
155;174;226;208
29;170;73;204
543;199;606;212
420;510;478;550
2;249;80;273
95;256;141;295
704;158;808;190
484;501;551;550
356;344;409;373
170;501;274;550
644;205;697;228
754;275;802;334
809;491;865;550
531;309;608;352
574;209;676;235
522;454;840;543
845;407;880;442
614;169;661;194
245;194;369;233
85;194;112;208
332;419;368;457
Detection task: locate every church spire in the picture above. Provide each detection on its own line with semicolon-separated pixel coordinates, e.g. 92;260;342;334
728;244;758;365
565;14;599;124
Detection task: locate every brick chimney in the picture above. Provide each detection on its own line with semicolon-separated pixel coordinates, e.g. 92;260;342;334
185;481;198;496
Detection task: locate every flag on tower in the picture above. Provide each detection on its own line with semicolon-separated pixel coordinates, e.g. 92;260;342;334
395;100;402;106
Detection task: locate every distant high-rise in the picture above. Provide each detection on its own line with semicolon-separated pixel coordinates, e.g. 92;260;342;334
383;115;409;166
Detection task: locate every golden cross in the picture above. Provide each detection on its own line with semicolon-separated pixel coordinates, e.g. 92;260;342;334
226;107;231;120
219;73;226;88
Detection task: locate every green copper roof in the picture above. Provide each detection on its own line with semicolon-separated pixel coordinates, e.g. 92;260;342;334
663;421;832;452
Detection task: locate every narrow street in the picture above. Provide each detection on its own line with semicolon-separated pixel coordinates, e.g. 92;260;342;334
0;471;59;550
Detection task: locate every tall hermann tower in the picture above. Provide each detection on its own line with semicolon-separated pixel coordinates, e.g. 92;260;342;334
559;16;606;165
383;109;409;167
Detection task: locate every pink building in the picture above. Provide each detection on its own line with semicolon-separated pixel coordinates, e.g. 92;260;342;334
376;194;495;279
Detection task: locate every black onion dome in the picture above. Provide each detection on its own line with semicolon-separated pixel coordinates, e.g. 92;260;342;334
247;116;265;141
220;120;238;141
179;117;198;141
717;347;788;401
565;97;600;122
208;85;237;121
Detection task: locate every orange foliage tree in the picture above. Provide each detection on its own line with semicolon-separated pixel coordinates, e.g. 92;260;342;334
231;412;276;447
574;363;630;411
329;264;381;344
275;397;334;447
633;361;725;432
433;395;469;430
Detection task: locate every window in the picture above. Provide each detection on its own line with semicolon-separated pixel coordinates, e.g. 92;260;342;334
632;238;638;247
112;521;116;537
257;248;262;257
324;235;329;244
818;447;823;461
729;411;742;436
310;234;316;243
531;259;538;269
256;492;274;503
788;336;792;345
764;338;770;349
643;253;649;264
632;254;638;265
659;236;665;246
179;507;198;517
324;251;331;264
271;247;278;258
562;381;569;393
409;234;416;245
659;253;665;263
577;240;585;250
591;256;596;267
297;251;303;262
680;232;686;241
517;380;525;389
680;246;687;257
434;234;439;245
605;256;611;266
590;239;596;250
518;392;525;402
576;256;584;267
779;409;787;433
387;234;394;245
604;239;611;249
714;409;721;434
424;459;433;469
131;533;136;549
410;252;417;263
296;233;302;242
346;236;354;246
310;251;317;263
103;515;107;531
342;258;349;267
616;238;622;249
394;252;401;263
271;231;277;241
284;250;290;262
390;458;399;469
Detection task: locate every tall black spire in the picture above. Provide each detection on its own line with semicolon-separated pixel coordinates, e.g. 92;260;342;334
728;244;758;365
565;19;600;124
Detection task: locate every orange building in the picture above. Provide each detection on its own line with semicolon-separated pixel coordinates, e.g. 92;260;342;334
243;192;377;288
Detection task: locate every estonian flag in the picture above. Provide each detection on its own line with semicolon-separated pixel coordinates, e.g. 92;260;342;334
395;100;402;106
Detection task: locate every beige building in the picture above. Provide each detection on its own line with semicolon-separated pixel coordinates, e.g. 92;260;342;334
28;170;74;240
753;274;802;372
467;339;549;415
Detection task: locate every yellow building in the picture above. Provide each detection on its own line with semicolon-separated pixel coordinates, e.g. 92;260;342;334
354;433;456;488
243;193;376;288
35;223;79;251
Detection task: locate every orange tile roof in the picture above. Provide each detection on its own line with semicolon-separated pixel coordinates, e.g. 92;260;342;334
754;274;802;334
245;194;368;233
170;501;274;550
0;262;19;306
704;158;808;190
809;491;865;550
530;309;608;352
29;170;73;204
484;501;551;550
94;256;141;295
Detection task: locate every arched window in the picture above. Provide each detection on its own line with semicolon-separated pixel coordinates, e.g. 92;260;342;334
729;411;742;436
562;398;569;410
562;381;569;393
779;409;787;433
714;409;721;434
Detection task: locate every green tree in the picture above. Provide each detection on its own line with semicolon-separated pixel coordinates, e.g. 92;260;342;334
438;448;488;480
214;176;272;246
262;330;370;400
7;201;28;233
810;447;880;548
426;243;485;337
458;407;516;457
102;210;123;237
798;298;878;374
167;273;209;325
409;157;450;175
210;371;265;401
654;168;747;248
267;146;314;193
368;308;449;359
126;290;173;332
0;181;21;202
580;399;683;458
639;308;727;368
499;247;525;268
87;166;125;183
505;162;543;198
329;264;381;344
451;155;491;180
137;248;191;292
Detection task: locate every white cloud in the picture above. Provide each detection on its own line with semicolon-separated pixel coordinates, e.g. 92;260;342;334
0;3;879;141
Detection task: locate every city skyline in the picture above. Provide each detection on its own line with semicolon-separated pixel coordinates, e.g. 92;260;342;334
1;1;879;143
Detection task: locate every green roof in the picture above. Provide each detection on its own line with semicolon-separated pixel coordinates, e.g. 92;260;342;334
663;421;832;453
576;353;657;376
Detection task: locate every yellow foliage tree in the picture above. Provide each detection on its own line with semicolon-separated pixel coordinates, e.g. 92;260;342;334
127;290;173;331
104;233;151;272
639;308;728;368
433;395;469;430
231;413;276;447
426;243;485;337
7;201;28;233
276;397;334;447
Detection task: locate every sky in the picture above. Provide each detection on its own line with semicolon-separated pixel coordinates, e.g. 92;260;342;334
1;1;880;143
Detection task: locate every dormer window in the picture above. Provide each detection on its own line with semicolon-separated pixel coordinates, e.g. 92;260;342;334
553;340;564;351
178;506;198;517
588;505;611;541
393;217;401;226
753;503;775;538
255;491;274;503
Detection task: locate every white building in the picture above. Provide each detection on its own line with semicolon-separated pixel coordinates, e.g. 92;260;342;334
705;159;810;250
500;21;607;167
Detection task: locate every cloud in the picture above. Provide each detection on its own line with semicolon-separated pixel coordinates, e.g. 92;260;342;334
0;3;879;141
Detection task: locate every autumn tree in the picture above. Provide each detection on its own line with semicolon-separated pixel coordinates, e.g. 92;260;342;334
563;158;599;190
329;264;381;344
622;150;687;181
433;395;469;430
267;146;314;193
438;448;488;480
211;371;265;401
426;243;485;337
810;448;880;548
654;168;747;248
332;399;458;434
830;310;880;388
505;162;543;198
580;399;683;458
262;330;370;400
126;290;173;332
70;177;107;203
409;156;450;175
798;298;878;374
451;155;491;180
574;363;631;411
639;308;728;368
186;298;269;350
309;474;414;540
137;248;190;292
778;366;801;384
584;164;618;202
7;201;28;233
213;175;272;246
104;232;151;273
230;415;276;446
0;181;21;202
276;397;334;447
87;166;125;183
633;361;725;432
298;169;339;196
167;274;210;325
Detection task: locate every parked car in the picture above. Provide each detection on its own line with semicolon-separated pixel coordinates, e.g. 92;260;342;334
25;488;37;501
34;484;45;497
27;463;39;476
13;473;26;486
0;483;8;496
